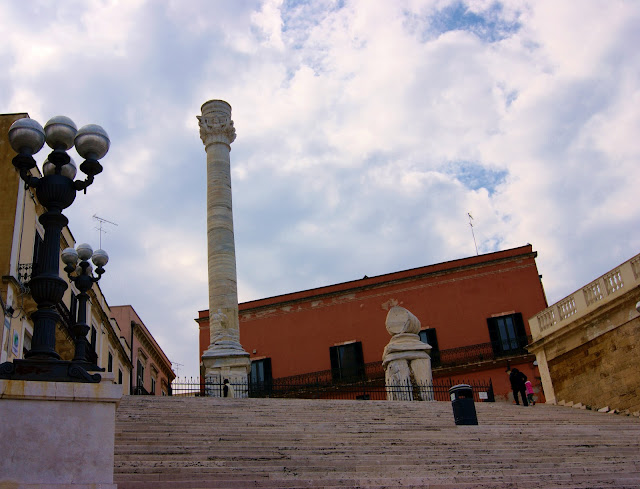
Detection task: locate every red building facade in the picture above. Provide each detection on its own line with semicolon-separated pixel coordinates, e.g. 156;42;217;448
197;245;548;401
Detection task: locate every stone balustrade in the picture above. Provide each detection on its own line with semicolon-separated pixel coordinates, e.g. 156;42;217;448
529;253;640;340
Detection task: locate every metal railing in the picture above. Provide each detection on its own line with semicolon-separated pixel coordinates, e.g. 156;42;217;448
170;377;494;402
236;338;530;390
17;263;33;285
436;336;532;368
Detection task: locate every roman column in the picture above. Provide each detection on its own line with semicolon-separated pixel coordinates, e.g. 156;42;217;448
198;100;250;397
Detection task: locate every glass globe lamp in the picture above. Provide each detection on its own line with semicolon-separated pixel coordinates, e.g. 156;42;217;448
8;118;46;155
61;247;79;268
76;243;93;261
91;249;109;268
44;116;77;151
43;157;77;179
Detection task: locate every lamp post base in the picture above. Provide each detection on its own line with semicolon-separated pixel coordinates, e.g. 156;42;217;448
0;358;102;383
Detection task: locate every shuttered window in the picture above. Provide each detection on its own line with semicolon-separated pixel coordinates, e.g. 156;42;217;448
487;313;527;355
329;341;364;381
419;328;440;367
250;358;272;385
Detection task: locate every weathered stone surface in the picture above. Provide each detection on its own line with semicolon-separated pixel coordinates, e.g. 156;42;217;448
382;306;433;400
0;379;121;487
548;309;640;413
199;100;250;392
113;395;640;489
529;255;640;411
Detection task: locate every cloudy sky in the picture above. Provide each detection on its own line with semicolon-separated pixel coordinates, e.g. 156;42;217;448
2;0;639;379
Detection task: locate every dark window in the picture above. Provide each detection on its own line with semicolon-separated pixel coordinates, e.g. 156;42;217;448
31;232;44;277
487;313;527;356
250;358;272;385
70;293;78;323
118;369;123;385
90;326;97;350
136;359;144;388
107;352;113;372
151;377;156;395
419;328;440;367
22;331;32;358
330;341;365;381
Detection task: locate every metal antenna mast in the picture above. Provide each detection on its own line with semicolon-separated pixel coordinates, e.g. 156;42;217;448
468;212;478;256
93;214;118;248
172;362;184;377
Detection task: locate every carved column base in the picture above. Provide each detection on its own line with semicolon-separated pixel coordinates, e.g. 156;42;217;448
202;351;250;398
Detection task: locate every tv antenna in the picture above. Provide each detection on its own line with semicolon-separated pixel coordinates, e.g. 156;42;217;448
468;212;478;255
172;362;184;377
93;214;118;248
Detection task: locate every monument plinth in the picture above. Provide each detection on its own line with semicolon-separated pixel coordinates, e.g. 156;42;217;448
198;100;250;395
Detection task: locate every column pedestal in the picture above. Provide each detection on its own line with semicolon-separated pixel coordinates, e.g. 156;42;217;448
202;354;251;398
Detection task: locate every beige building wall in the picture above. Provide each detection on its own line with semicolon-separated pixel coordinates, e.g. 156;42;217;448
528;253;640;413
111;305;175;396
0;113;132;394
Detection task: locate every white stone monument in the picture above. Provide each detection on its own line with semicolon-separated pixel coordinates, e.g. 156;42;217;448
382;306;434;401
198;100;250;396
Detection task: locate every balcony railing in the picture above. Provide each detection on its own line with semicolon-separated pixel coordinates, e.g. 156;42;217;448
17;263;33;286
436;337;531;368
234;337;530;391
530;252;640;340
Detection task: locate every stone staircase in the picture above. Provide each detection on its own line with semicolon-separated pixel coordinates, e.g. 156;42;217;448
114;396;640;489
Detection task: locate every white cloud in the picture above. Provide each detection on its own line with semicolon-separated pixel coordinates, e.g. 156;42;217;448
2;0;640;377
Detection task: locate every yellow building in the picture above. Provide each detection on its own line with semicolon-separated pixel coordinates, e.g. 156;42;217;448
528;252;640;413
0;113;132;392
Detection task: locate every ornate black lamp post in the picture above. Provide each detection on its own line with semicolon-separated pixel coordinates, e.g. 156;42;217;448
62;244;108;370
0;116;109;383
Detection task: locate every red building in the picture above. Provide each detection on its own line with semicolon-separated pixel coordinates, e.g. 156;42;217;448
197;245;548;401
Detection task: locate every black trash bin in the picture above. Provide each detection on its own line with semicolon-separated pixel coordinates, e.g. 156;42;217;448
449;384;478;425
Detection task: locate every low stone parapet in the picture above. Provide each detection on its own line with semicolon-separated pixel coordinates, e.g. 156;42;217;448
0;378;122;488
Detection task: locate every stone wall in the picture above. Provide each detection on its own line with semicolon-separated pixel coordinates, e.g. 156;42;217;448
549;305;640;413
0;114;25;283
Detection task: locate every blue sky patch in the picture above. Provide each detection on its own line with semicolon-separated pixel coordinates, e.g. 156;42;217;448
428;1;521;42
446;161;508;195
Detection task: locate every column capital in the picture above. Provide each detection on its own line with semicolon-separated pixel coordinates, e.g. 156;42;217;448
198;99;236;148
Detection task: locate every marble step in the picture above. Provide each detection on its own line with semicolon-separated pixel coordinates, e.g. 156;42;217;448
114;396;640;489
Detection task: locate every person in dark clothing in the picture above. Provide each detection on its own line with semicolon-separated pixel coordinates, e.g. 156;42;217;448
509;368;528;406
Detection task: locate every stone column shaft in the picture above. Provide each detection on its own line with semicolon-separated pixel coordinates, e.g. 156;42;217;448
198;100;250;395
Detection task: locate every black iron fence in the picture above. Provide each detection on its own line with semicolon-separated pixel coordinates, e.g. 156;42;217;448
215;336;531;392
170;377;494;403
436;336;532;368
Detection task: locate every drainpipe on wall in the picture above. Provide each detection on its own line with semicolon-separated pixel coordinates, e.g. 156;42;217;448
130;320;135;395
